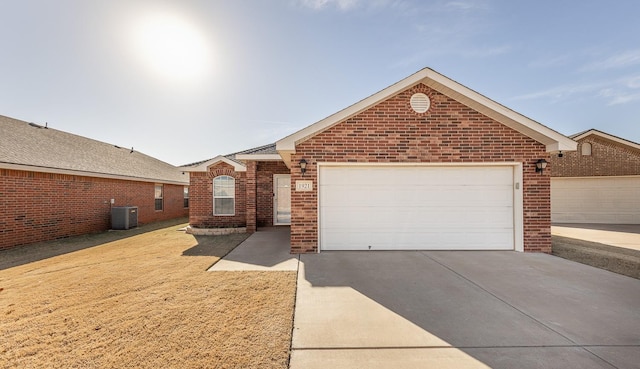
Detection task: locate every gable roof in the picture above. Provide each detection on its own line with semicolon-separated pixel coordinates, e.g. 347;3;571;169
276;67;577;166
571;129;640;150
181;155;247;172
181;143;279;172
0;115;188;185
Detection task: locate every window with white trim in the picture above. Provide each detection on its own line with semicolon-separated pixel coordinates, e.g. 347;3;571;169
581;142;592;156
213;175;235;215
155;184;164;211
183;186;189;208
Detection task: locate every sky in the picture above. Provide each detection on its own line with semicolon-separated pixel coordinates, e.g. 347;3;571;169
1;0;639;166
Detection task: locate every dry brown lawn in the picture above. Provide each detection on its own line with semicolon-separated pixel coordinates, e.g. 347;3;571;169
0;221;297;369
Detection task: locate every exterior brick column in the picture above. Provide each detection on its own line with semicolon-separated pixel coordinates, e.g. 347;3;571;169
246;161;257;233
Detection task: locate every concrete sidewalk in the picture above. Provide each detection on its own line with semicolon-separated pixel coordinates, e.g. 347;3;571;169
207;227;299;271
552;224;640;251
290;251;640;369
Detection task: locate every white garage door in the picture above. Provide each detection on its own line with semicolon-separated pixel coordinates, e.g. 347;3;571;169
551;176;640;224
319;165;515;251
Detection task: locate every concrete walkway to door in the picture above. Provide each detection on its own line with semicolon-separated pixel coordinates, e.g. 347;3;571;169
291;251;640;369
207;227;299;271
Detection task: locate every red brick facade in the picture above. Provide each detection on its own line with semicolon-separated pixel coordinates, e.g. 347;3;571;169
188;160;290;232
0;169;188;250
188;162;247;229
551;135;640;177
289;84;551;253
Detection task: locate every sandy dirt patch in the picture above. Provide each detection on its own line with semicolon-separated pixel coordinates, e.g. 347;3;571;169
0;221;296;368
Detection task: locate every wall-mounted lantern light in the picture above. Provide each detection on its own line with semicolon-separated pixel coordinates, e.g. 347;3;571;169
535;159;548;175
299;159;308;176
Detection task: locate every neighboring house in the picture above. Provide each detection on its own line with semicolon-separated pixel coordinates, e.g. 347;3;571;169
0;115;190;250
551;129;640;224
186;67;576;253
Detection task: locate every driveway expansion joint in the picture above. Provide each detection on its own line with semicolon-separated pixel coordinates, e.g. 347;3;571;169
419;251;581;345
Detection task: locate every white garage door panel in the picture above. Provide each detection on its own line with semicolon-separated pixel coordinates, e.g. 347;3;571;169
321;186;512;207
321;206;514;229
320;166;515;251
551;177;640;224
321;166;513;185
322;229;514;250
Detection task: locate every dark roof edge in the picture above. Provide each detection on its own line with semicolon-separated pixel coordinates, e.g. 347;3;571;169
1;161;189;185
571;129;640;147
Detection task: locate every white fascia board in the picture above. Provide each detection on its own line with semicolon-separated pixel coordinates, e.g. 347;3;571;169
0;162;189;185
184;156;246;172
276;67;576;154
572;129;640;150
276;69;427;152
424;69;577;153
235;154;283;161
277;150;294;168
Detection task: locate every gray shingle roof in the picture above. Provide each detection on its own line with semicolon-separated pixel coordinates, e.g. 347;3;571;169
0;115;188;184
181;143;277;168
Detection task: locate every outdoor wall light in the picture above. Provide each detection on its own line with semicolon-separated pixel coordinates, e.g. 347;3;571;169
535;159;548;174
299;159;308;176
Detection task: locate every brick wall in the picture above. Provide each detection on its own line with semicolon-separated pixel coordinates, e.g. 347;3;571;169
256;161;290;227
0;169;188;250
290;83;551;253
551;136;640;177
188;162;247;229
188;161;290;231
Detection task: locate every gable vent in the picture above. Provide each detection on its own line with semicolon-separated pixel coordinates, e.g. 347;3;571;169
410;93;430;113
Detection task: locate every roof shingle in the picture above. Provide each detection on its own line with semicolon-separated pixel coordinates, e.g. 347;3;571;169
0;115;188;184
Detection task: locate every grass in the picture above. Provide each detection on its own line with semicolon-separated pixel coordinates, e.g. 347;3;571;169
0;222;297;368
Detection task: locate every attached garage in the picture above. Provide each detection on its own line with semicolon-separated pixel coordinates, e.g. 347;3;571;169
319;164;522;251
277;68;577;253
550;129;640;225
551;176;640;224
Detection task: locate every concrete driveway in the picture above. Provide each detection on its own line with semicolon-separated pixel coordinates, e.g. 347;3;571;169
552;223;640;251
290;251;640;369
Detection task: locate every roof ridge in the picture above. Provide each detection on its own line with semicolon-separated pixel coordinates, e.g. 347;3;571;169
182;142;276;167
572;128;640;148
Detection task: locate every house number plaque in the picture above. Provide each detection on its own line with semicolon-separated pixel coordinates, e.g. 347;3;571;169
295;180;313;192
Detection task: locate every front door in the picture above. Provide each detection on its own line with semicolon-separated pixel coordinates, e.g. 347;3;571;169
273;174;291;225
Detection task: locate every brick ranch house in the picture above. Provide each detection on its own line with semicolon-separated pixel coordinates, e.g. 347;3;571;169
551;129;640;224
0;115;189;250
186;68;576;253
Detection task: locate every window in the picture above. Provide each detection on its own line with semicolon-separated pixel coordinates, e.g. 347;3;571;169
581;142;592;156
213;176;235;215
155;184;163;211
183;186;189;208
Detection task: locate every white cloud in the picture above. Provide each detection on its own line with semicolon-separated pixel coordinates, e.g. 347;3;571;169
599;89;640;106
513;74;640;106
512;83;605;102
296;0;414;12
445;1;488;11
297;0;359;10
625;75;640;89
581;49;640;71
599;75;640;105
